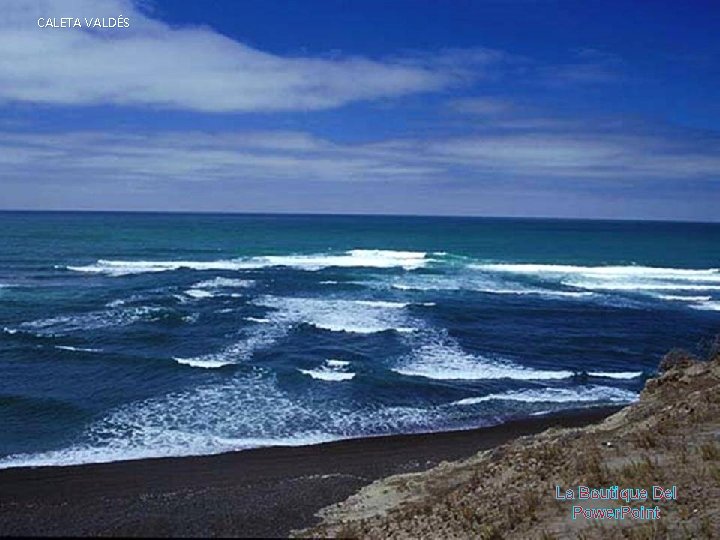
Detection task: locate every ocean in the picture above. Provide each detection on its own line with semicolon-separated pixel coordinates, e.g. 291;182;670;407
1;212;718;468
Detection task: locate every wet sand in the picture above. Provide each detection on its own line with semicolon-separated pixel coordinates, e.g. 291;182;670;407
0;407;619;537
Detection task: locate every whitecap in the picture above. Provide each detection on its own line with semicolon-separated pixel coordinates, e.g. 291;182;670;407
298;369;355;381
246;316;271;323
184;288;215;299
473;263;720;281
66;249;431;276
254;296;415;335
387;275;594;300
19;307;163;335
173;357;235;369
55;345;103;353
67;259;244;276
393;337;573;381
265;249;428;270
587;371;643;380
472;263;720;296
353;300;409;308
454;386;639;405
0;371;340;468
391;284;416;291
692;300;720;311
584;284;720;291
298;358;355;381
173;324;286;368
193;277;254;289
655;294;712;302
326;359;350;368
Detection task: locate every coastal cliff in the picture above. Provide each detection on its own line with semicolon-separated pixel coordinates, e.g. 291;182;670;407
296;346;720;539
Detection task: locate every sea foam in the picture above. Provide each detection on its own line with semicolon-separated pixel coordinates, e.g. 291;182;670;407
587;371;644;380
18;306;163;335
393;336;574;381
255;295;416;334
298;359;355;381
66;249;431;276
472;263;720;294
454;386;639;405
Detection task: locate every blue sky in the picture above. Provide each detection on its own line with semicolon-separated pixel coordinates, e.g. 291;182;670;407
1;0;718;220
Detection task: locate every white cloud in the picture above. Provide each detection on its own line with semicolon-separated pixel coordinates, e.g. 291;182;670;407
0;0;502;112
426;133;720;179
536;48;623;85
0;127;718;189
448;97;516;116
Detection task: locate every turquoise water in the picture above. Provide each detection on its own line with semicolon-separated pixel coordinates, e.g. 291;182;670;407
1;212;719;467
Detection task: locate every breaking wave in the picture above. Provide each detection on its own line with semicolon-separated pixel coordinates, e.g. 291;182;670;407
255;295;417;334
55;345;103;353
393;334;574;381
472;263;720;294
454;386;639;405
298;359;356;381
66;250;432;276
587;371;644;380
15;306;164;336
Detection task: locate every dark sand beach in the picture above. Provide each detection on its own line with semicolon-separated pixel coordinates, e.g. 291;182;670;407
0;407;618;538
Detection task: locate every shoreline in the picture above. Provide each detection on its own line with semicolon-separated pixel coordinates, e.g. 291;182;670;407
0;406;620;537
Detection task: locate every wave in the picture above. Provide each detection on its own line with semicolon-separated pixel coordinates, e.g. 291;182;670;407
255;296;416;334
183;277;255;300
582;284;720;291
66;249;431;276
184;288;215;300
651;294;720;311
298;369;355;381
297;370;355;382
587;371;643;380
298;359;355;382
256;250;430;271
0;362;636;470
246;316;271;323
173;325;284;369
472;263;720;296
326;359;350;368
353;300;409;308
0;370;481;469
655;294;712;302
393;337;574;381
173;357;235;369
0;372;352;468
55;345;103;353
0;375;636;469
473;264;720;281
454;386;639;405
693;300;720;311
194;277;254;289
386;275;595;301
67;259;243;276
16;306;164;336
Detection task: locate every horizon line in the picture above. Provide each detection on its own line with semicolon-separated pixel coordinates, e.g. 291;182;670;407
0;208;717;225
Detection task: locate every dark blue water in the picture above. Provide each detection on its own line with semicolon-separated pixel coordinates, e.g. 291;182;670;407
1;212;718;467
